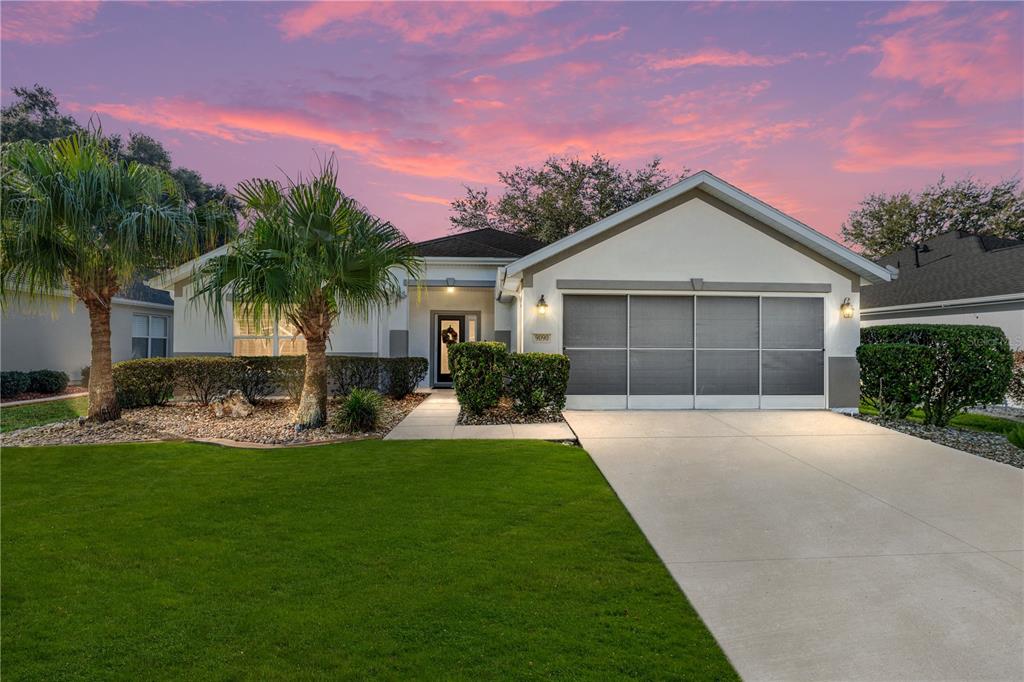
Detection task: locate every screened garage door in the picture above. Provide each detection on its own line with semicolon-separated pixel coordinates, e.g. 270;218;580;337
563;294;824;409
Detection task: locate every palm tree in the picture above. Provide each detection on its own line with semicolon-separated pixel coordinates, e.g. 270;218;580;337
1;134;223;422
191;161;420;428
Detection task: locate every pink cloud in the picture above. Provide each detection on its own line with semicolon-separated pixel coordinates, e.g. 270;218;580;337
278;1;554;43
868;7;1023;103
87;98;487;181
1;1;99;44
643;48;810;71
453;98;506;110
835;115;1022;173
397;192;451;206
863;2;944;26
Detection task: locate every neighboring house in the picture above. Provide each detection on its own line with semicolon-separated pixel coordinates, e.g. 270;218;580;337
151;171;892;410
1;280;174;382
861;231;1024;350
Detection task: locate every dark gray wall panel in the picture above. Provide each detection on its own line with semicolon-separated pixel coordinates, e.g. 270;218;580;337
828;356;860;408
696;350;759;395
566;349;627;395
630;350;694;395
696;297;759;349
389;330;409;357
563;295;627;348
762;298;824;349
494;330;511;350
762;350;824;395
630;296;694;348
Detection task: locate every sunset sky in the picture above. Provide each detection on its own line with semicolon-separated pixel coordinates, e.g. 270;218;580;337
2;1;1021;243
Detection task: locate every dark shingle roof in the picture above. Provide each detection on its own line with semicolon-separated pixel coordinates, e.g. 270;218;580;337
862;231;1024;309
117;279;173;306
414;228;546;259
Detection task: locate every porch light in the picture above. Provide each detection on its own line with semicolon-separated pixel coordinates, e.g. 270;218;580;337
446;277;455;293
840;297;854;319
536;295;549;315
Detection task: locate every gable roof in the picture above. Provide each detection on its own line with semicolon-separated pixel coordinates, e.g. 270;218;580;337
118;278;173;306
414;228;546;259
503;170;893;284
862;231;1024;309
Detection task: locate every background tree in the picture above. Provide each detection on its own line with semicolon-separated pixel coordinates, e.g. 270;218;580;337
450;154;686;243
192;161;420;429
842;176;1024;259
0;84;82;143
1;134;219;421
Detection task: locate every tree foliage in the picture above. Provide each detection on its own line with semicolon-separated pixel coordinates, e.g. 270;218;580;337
0;85;82;143
450;154;686;243
842;176;1024;258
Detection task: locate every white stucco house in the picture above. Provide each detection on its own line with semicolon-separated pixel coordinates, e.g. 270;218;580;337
150;171;893;410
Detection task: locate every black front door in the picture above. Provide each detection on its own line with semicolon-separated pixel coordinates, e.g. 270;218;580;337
436;315;465;384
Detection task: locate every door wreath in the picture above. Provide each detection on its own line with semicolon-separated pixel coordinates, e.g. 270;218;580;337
442;325;460;345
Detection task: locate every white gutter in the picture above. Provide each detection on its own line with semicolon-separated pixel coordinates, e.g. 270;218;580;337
862;292;1024;314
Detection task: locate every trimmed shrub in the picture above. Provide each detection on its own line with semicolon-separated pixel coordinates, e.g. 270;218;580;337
275;356;307;402
27;369;69;395
506;353;570;415
382;357;428;399
235;356;278;404
1008;351;1024;405
80;366;90;387
1;371;31;399
861;324;1013;426
1008;424;1024;450
857;344;935;419
448;341;507;414
331;388;383;433
174;357;237;405
329;356;381;395
112;358;176;408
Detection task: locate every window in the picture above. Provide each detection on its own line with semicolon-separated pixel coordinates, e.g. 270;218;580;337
131;314;168;358
232;307;307;356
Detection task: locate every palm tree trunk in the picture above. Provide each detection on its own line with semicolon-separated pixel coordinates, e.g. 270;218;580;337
296;334;328;428
85;299;121;422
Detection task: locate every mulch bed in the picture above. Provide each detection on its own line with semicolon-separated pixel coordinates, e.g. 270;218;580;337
457;397;564;426
1;386;88;404
1;394;426;447
855;415;1023;469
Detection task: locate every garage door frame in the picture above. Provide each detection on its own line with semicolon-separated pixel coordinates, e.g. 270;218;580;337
563;292;827;410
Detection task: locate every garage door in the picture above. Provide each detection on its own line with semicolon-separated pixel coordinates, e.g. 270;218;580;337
563;294;824;409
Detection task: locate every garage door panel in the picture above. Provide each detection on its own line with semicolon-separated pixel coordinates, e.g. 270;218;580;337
762;298;824;349
762;350;824;395
563;295;626;348
696;296;759;349
696;350;759;395
630;296;693;348
566;349;627;395
630;349;694;395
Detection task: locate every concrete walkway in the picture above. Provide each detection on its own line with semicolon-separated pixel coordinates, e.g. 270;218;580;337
386;390;576;440
564;409;1023;682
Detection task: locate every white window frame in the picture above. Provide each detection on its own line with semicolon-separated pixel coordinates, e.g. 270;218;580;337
232;308;305;357
132;313;169;358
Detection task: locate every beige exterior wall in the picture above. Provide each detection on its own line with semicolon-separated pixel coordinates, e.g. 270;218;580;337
1;295;174;381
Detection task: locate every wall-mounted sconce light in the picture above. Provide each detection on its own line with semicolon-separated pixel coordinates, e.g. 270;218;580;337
536;294;548;315
840;297;854;319
446;277;455;293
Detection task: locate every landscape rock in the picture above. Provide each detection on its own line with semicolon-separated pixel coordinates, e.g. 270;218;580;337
211;390;254;418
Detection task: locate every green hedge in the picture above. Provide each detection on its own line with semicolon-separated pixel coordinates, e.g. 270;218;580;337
330;356;381;396
28;369;69;394
382;357;428;399
860;324;1013;426
173;357;238;405
1;371;31;399
112;358;176;408
506;353;570;415
857;344;935;419
448;342;508;414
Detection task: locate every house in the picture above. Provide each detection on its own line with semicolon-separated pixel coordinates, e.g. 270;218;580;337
0;280;174;382
861;231;1024;350
151;171;893;410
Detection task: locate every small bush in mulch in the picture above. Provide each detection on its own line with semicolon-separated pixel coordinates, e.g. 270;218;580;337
382;357;428;399
448;342;508;415
1;371;31;399
506;353;569;415
332;388;383;433
113;358;177;408
857;343;934;419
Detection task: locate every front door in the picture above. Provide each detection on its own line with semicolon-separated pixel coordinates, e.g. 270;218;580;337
435;315;466;384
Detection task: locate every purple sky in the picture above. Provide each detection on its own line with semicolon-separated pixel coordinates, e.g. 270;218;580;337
2;1;1021;243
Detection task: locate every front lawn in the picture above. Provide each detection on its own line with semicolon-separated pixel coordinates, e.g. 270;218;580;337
0;395;89;433
2;440;736;680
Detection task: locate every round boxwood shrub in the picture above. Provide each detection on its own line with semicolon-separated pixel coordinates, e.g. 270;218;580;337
860;324;1013;426
332;387;383;433
112;358;176;408
448;341;508;414
857;344;935;419
1;371;31;399
27;369;69;395
173;357;238;405
506;353;570;415
382;357;429;399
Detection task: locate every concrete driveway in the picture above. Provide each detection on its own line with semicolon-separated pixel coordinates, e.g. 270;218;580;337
564;410;1023;681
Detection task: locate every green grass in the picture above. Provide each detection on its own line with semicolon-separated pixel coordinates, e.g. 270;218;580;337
0;395;89;432
859;401;1020;436
1;440;736;680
